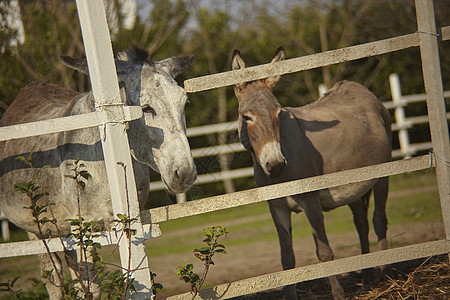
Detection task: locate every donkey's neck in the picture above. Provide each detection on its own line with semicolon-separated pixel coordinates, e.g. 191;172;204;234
64;92;96;116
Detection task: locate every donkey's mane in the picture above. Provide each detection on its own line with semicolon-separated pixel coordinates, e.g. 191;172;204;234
117;45;153;65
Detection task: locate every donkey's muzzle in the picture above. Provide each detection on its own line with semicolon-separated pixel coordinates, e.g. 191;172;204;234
266;158;286;178
259;141;286;178
167;165;197;194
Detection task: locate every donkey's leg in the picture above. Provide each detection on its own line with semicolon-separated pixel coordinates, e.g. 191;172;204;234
27;233;65;299
373;177;389;251
298;194;344;300
349;193;370;254
67;248;101;299
349;192;372;285
38;252;65;300
373;177;390;276
268;199;296;300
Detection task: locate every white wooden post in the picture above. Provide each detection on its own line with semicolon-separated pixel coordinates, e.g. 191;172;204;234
0;209;10;241
318;83;328;97
176;193;187;203
75;1;153;298
389;73;414;158
415;0;450;248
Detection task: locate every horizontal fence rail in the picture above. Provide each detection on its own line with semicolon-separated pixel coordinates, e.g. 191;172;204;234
0;105;142;142
167;240;448;300
142;155;433;224
0;224;161;258
184;33;420;93
184;26;449;93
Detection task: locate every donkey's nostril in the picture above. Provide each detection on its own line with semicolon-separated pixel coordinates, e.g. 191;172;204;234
265;159;286;178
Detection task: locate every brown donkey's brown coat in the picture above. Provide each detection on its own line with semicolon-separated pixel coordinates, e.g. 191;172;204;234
231;47;391;300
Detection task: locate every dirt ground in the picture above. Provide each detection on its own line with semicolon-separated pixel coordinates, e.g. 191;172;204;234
0;219;446;299
0;217;446;299
150;219;445;299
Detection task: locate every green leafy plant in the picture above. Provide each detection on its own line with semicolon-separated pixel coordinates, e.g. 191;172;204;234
6;155;163;299
12;154;66;295
177;225;228;299
100;270;135;300
0;277;49;300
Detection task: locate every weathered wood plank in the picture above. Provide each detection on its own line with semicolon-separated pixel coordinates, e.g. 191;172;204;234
0;107;142;142
142;155;433;224
0;224;161;258
167;240;448;299
184;33;419;93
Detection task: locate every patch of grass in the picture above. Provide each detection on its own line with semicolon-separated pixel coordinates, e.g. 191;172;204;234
388;169;436;192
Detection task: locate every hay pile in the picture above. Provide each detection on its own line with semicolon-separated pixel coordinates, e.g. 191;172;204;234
236;255;449;299
352;256;449;299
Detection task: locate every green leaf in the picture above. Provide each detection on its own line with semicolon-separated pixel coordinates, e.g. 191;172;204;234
77;181;86;190
214;248;227;254
39;217;54;225
13;182;29;193
79;170;92;180
32;193;46;202
185;263;194;271
116;213;127;221
194;246;211;255
204;227;213;237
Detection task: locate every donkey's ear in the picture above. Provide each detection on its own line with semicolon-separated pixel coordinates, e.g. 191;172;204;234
60;56;89;74
115;60;131;82
231;49;246;93
158;55;194;78
271;46;286;63
265;46;286;88
231;49;245;70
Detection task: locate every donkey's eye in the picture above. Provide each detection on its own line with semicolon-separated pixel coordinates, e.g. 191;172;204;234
243;114;253;122
142;105;156;116
278;109;283;118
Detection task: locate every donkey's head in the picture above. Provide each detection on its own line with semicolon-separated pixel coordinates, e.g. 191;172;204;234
61;46;197;194
231;47;286;178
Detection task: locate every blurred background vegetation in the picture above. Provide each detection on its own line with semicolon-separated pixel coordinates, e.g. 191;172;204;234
0;0;449;206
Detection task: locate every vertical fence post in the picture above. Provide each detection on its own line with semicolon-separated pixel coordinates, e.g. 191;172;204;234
176;193;187;203
389;73;414;158
75;0;153;298
318;83;328;97
415;0;450;248
0;209;10;241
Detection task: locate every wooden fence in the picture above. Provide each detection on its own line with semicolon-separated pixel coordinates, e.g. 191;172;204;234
0;1;449;299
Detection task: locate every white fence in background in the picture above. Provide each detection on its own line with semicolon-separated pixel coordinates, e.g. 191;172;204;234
0;1;449;300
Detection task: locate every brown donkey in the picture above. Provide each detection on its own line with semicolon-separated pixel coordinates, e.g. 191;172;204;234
231;47;391;299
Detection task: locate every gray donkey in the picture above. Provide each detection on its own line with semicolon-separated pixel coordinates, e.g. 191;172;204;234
0;46;197;299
